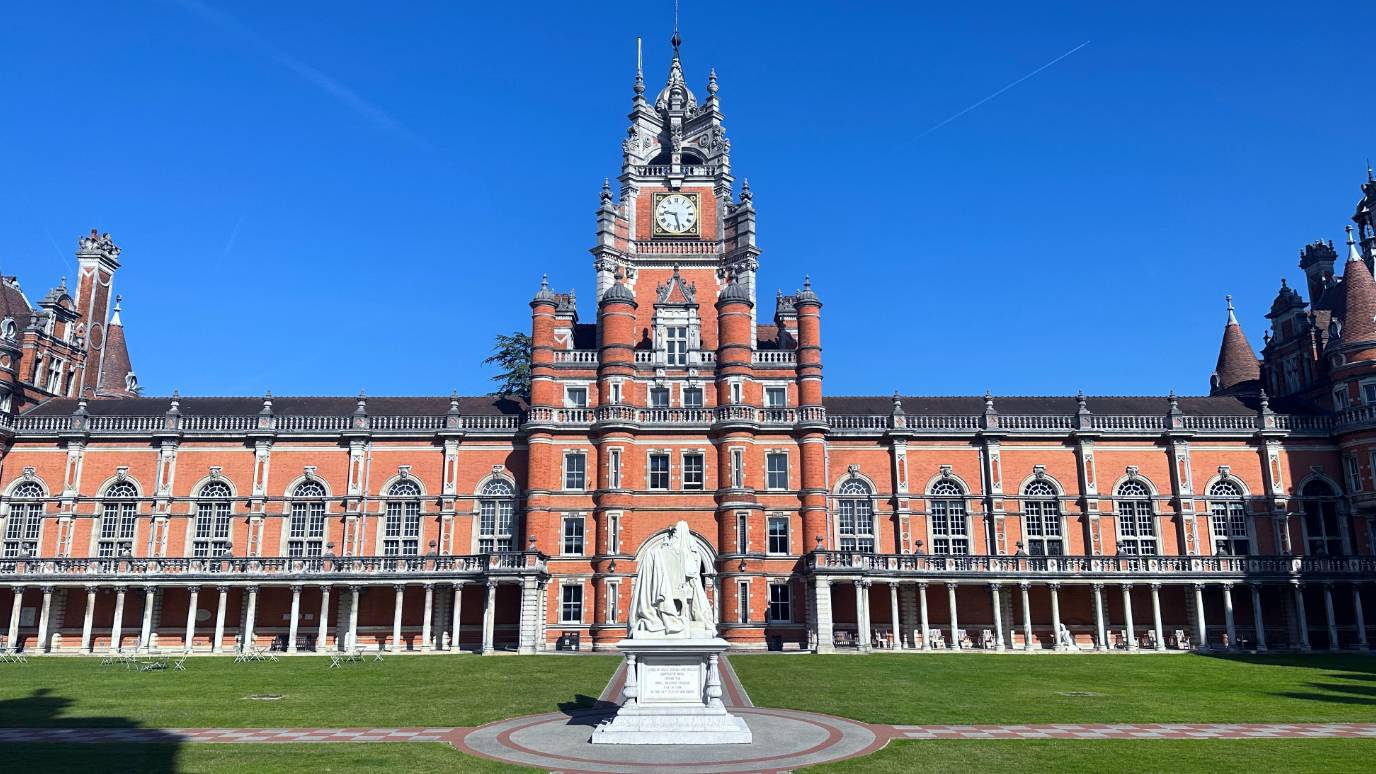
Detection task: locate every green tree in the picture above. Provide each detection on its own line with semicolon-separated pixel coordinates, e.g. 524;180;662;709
482;331;532;397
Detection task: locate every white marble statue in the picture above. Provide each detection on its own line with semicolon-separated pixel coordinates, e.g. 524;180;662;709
1056;623;1081;651
628;521;716;638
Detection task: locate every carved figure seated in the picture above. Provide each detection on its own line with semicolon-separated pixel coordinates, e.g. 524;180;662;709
1056;623;1080;650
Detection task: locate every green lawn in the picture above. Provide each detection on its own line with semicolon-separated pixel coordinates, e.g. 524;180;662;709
0;743;539;774
731;653;1376;724
798;739;1376;774
0;655;618;728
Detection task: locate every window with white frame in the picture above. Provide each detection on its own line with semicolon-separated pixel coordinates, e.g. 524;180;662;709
666;326;688;365
730;382;742;404
736;512;749;553
767;515;789;555
610;381;623;404
731;449;745;488
565;386;588;408
929;479;968;554
1335;386;1351;409
765;387;787;408
99;481;141;557
682;453;704;490
1115;480;1156;555
648;453;670;490
650;387;670;408
1363;382;1376;405
606;580;620;624
682;386;703;408
288;480;327;557
3;482;45;558
1301;480;1343;556
837;479;875;552
478;479;516;553
193;481;232;558
564;453;587;490
46;358;64;393
768;583;791;622
608;449;622;489
608;512;621;554
1345;455;1363;492
1208;480;1250;555
737;581;749;624
384;480;422;556
1022;480;1063;556
560;584;583;623
563;516;585;555
766;453;788;490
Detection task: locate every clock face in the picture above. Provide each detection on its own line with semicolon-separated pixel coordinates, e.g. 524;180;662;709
653;192;699;237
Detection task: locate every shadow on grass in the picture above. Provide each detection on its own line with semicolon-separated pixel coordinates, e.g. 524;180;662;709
0;688;180;773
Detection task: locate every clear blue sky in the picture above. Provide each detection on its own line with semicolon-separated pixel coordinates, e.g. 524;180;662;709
2;1;1373;399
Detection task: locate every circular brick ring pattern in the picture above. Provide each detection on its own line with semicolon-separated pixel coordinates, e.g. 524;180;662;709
459;707;886;774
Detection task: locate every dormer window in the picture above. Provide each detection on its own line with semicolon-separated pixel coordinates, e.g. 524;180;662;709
666;327;688;365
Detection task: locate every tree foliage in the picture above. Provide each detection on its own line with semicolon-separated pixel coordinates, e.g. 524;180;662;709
482;331;532;398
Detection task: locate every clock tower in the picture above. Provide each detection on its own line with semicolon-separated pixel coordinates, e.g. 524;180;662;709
591;32;761;354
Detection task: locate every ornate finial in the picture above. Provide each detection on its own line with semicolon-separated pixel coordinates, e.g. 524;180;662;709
803;275;811;291
59;276;66;289
1368;159;1373;182
1347;224;1356;246
671;30;681;52
541;274;548;290
449;390;460;415
672;263;681;279
1077;389;1087;409
1168;390;1180;413
892;391;904;415
983;390;995;413
707;68;718;94
1259;388;1271;413
614;268;624;281
1226;295;1238;325
600;178;612;204
740;178;752;203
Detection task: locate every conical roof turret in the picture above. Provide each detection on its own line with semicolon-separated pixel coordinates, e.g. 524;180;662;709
1335;225;1376;344
1210;295;1260;395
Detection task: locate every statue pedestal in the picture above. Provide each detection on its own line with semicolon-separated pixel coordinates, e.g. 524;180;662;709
590;637;752;745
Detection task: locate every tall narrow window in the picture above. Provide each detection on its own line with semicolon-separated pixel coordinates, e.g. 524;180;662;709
1301;480;1344;556
768;584;791;622
1345;455;1363;492
682;387;704;408
837;479;876;552
665;326;688;365
385;479;422;556
1208;480;1250;555
608;449;622;490
193;481;232;558
730;382;742;404
608;512;621;554
563;516;585;555
766;453;789;490
564;453;587;490
3;482;45;558
737;581;750;624
98;481;141;557
561;584;583;623
288;480;327;557
736;512;749;553
606;581;620;624
478;479;516;553
1115;480;1156;555
682;454;705;490
929;480;968;554
648;454;670;490
731;449;745;489
767;515;789;555
1022;480;1063;556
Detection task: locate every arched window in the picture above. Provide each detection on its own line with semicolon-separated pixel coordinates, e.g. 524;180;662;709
3;482;45;558
384;480;422;556
99;481;140;557
1022;480;1062;556
837;479;875;553
1300;480;1343;556
1207;480;1249;555
193;481;233;557
1116;480;1157;555
929;480;968;555
478;479;516;554
289;481;327;557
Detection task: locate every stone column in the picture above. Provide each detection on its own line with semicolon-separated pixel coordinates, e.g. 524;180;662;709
6;587;23;651
391;584;405;652
854;581;871;653
989;584;1004;650
1049;583;1063;651
946;582;960;650
318;585;332;652
243;586;259;651
139;586;156;652
1122;584;1137;651
81;585;97;653
1249;583;1267;651
1352;584;1369;652
422;583;435;652
348;585;361;651
1092;583;1108;650
1222;583;1238;652
185;586;200;653
1293;582;1311;651
213;586;229;653
1151;583;1164;650
918;582;931;650
1192;583;1209;651
1019;582;1033;650
450;581;465;652
288;585;302;654
1323;583;1340;651
482;580;498;654
110;586;126;653
517;578;541;655
888;583;901;649
35;586;54;653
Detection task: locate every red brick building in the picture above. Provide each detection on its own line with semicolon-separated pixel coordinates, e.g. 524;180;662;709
2;41;1374;657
